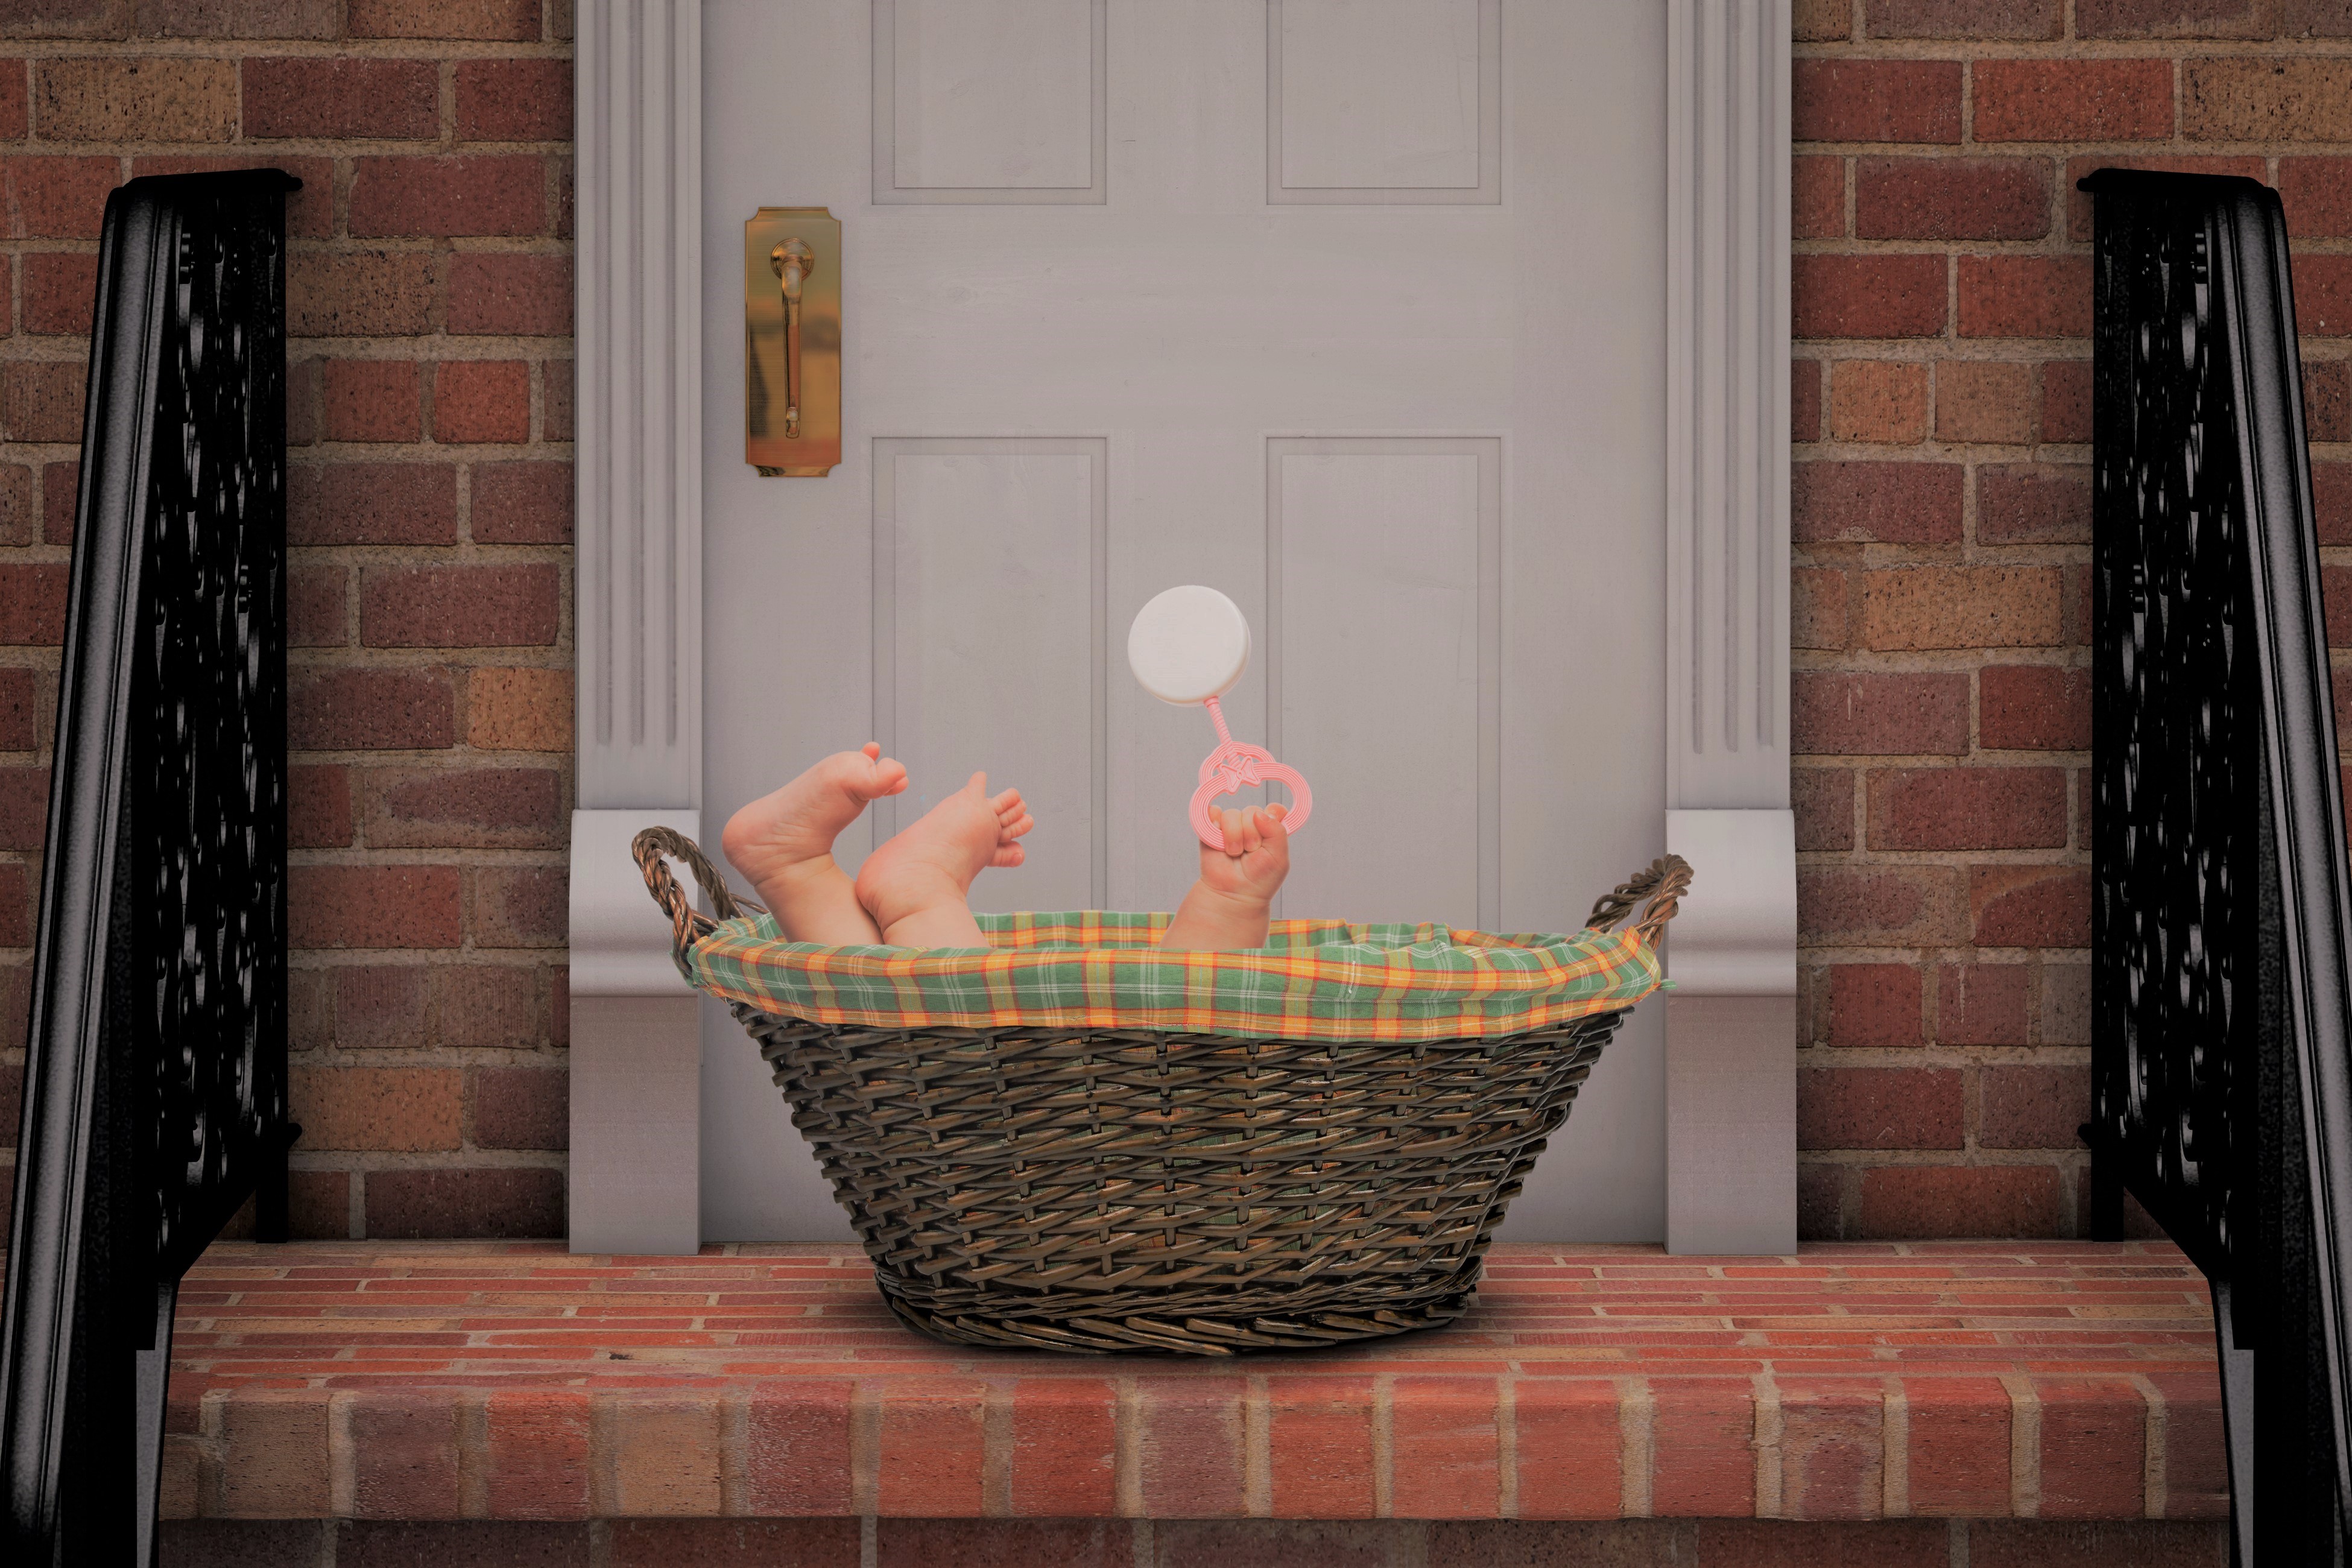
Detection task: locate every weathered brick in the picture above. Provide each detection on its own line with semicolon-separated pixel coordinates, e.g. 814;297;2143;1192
743;1382;854;1517
1981;664;2090;751
350;154;546;238
467;666;572;751
34;56;235;141
332;966;430;1049
0;563;66;642
288;762;352;847
22;250;92;334
1800;867;1968;945
0;463;31;546
1862;567;2064;651
288;668;456;750
543;358;573;439
456;58;571;141
286;355;320;444
347;0;541;40
1792;671;1970;756
1973;60;2175;142
1857;1165;2064;1238
2290;0;2352;37
2281;157;2352;238
1135;1377;1247;1518
217;1392;330;1516
1937;962;2031;1046
0;55;22;138
484;1388;590;1519
1793;60;1962;144
0;154;113;237
289;462;458;545
876;1379;987;1516
291;866;463;949
2041;359;2092;443
472;1066;566;1150
288;250;440;338
1793;768;1856;850
2297;256;2352;336
323;359;423;443
471;460;571;543
1828;360;1927;444
1794;461;1962;544
244;58;438;140
1793;566;1848;649
2037;1378;2147;1519
1906;1379;2012;1516
1981;1064;2090;1148
129;0;338;38
1513;1380;1620;1519
435;962;542;1049
1935;361;2034;444
1008;1379;1118;1518
1959;258;2092;340
1772;1387;1892;1523
1794;156;1844;239
473;865;566;947
2078;0;2268;35
434;359;530;443
287;1169;349;1239
1794;254;1947;338
1864;0;2061;37
2185;58;2352;142
873;1520;1124;1568
1979;466;2089;546
365;1166;563;1238
446;251;572;335
349;1392;462;1518
1869;767;2067;850
1793;359;1824;443
361;564;560;648
0;665;33;747
365;765;563;847
1389;1377;1502;1520
296;1067;466;1152
2042;963;2091;1045
1971;865;2090;947
1855;157;2049;241
1649;1380;1754;1515
1267;1376;1376;1518
1800;1067;1963;1150
2;360;84;441
2318;463;2352;546
0;764;45;848
2310;361;2351;442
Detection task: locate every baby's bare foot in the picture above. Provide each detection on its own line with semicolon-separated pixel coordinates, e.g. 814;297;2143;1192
854;771;1033;947
722;743;908;944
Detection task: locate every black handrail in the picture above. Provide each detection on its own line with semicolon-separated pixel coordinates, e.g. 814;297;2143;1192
0;170;297;1566
2087;169;2352;1563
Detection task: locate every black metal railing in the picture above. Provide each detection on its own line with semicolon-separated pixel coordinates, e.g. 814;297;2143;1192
1;170;298;1566
2088;168;2352;1563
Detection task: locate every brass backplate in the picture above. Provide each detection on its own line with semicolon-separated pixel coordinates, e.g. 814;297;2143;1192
745;206;841;477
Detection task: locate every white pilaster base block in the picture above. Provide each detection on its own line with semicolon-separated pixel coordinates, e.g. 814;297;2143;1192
1664;809;1797;1256
569;808;704;1255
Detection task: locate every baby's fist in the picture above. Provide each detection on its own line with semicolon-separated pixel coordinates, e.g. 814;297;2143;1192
1199;802;1291;902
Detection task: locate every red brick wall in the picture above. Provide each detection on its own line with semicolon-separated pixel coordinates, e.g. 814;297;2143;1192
0;1;574;1239
1793;0;2352;1237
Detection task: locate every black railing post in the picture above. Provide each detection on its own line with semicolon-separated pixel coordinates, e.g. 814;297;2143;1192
2087;168;2352;1566
0;169;297;1566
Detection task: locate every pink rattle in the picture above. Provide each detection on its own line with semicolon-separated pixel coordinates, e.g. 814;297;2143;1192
1127;585;1312;850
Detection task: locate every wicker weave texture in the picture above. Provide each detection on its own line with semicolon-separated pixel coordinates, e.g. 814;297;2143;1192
639;830;1689;1355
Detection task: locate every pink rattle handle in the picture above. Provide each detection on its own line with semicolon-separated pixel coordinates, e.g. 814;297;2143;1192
1189;695;1312;850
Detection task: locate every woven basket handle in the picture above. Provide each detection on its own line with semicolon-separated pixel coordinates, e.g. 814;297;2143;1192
1582;853;1693;949
633;827;766;966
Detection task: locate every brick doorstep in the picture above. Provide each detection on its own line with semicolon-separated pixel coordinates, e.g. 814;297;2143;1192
154;1240;2225;1525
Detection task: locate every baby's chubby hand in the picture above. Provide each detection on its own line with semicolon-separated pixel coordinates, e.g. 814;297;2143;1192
1197;801;1290;904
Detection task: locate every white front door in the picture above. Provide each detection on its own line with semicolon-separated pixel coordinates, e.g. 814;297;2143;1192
698;0;1669;1241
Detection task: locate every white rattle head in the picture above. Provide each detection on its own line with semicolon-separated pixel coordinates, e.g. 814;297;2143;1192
1127;584;1251;706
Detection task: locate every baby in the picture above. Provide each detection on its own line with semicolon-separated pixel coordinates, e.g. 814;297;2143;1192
722;743;1291;952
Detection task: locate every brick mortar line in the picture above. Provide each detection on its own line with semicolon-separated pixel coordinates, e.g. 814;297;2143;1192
1370;1372;1394;1518
1617;1375;1653;1517
1754;1370;1786;1519
1794;41;2352;60
1242;1374;1271;1517
1883;1377;1911;1517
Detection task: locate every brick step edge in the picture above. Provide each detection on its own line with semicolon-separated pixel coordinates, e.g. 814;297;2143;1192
165;1373;2226;1522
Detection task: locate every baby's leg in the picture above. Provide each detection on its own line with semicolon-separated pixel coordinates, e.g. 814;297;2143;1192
720;743;906;944
853;771;1033;947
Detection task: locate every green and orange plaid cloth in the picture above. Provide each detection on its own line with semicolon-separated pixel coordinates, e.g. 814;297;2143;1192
686;911;1666;1044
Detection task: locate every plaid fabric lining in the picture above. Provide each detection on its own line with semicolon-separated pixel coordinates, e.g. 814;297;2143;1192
686;910;1666;1043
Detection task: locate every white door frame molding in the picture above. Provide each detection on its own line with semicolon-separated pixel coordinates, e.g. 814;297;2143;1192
1665;0;1797;1254
569;0;706;1255
567;0;1797;1256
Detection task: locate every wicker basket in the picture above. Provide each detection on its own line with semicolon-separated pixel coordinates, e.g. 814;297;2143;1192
634;829;1689;1356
